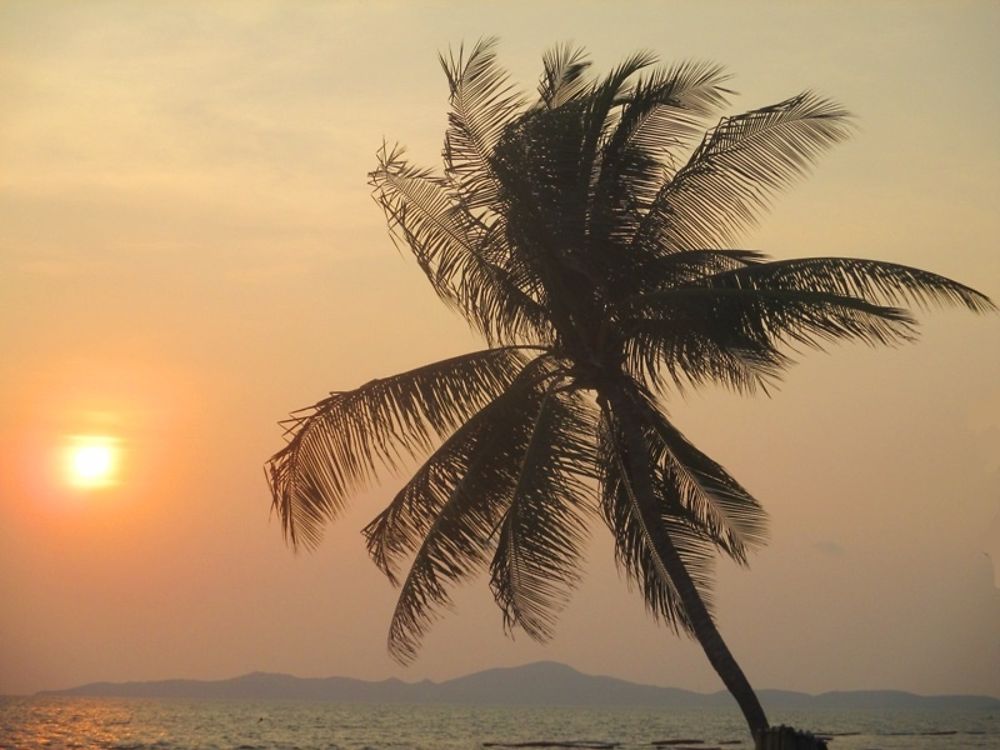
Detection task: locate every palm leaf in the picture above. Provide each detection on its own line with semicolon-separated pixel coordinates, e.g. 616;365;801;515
490;51;659;281
636;249;766;287
582;49;659;138
536;42;592;110
267;347;534;549
622;287;917;392
376;361;569;663
370;143;552;344
638;92;853;254
625;390;768;562
577;50;660;213
440;37;525;214
588;62;732;257
370;144;472;308
624;316;788;395
362;354;562;582
489;390;598;641
597;60;731;194
599;408;717;633
487;53;661;304
611;61;732;155
609;249;766;302
701;257;996;314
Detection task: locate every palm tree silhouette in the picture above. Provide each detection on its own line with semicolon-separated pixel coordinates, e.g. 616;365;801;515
266;40;993;739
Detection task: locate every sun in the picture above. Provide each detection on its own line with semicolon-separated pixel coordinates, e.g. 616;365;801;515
66;435;120;488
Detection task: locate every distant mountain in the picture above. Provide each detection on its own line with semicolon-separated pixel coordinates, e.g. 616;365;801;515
38;660;1000;711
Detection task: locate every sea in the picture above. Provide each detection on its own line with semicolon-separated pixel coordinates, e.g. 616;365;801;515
1;698;997;750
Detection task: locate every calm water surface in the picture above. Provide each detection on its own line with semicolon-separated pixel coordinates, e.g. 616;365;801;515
1;698;996;749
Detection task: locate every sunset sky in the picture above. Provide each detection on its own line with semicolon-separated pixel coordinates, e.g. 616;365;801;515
2;1;998;699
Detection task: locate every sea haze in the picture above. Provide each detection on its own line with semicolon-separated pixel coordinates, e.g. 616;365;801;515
2;697;997;750
34;661;1000;711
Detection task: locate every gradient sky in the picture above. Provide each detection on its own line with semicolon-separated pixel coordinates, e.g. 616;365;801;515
2;1;998;699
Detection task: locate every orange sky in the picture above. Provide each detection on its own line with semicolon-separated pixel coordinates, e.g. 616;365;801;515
1;1;998;698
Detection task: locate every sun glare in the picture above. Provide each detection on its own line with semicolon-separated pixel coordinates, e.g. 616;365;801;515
66;435;120;488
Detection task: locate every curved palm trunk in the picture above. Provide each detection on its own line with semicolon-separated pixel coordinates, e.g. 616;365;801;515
606;387;770;740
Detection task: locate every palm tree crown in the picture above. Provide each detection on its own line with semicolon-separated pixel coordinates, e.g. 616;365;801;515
266;40;993;739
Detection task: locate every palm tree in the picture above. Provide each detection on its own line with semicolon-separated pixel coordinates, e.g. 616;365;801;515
266;40;993;740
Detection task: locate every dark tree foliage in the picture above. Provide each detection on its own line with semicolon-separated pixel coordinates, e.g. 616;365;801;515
266;40;993;739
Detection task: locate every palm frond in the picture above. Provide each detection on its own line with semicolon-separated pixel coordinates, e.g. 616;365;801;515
701;257;996;314
599;409;717;633
489;390;599;641
549;49;660;243
588;63;731;257
267;347;535;550
637;249;766;287
626;390;768;562
638;92;853;254
601;60;731;169
440;37;525;214
488;52;661;298
578;49;660;198
370;144;552;344
536;42;592;110
362;354;562;581
373;360;570;663
370;143;471;309
582;49;659;126
624;316;787;395
362;354;560;584
609;249;766;302
622;287;917;393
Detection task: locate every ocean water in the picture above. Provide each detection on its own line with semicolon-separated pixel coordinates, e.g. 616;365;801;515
0;698;996;750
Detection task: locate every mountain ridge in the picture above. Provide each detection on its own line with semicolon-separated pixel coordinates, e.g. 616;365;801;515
35;660;1000;710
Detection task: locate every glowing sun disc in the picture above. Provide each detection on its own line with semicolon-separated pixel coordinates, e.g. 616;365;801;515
65;436;120;488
